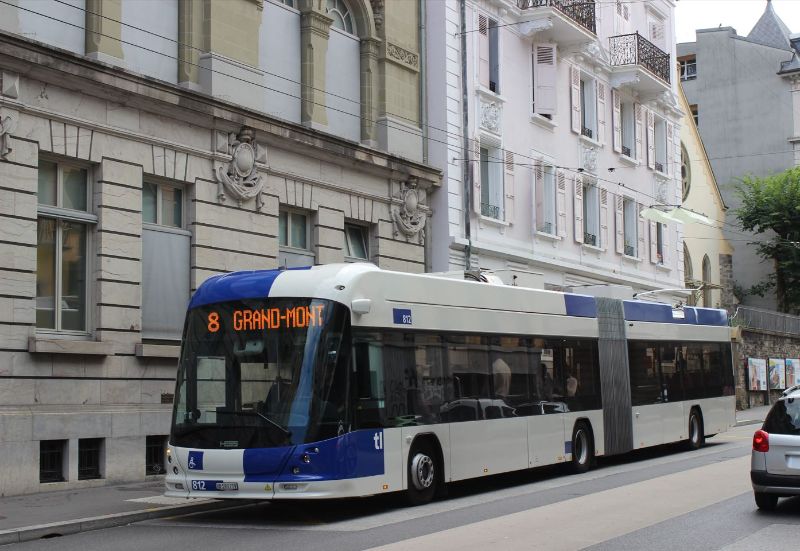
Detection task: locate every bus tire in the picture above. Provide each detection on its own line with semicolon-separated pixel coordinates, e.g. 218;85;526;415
406;440;438;506
571;421;594;474
686;408;704;451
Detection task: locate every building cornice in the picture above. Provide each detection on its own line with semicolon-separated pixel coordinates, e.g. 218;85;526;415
0;31;440;186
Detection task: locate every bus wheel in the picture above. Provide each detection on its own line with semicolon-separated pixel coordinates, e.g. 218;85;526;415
406;441;437;506
686;409;704;451
571;421;593;474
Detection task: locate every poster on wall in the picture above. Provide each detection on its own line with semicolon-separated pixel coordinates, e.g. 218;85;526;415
786;359;800;388
748;358;767;391
769;358;786;390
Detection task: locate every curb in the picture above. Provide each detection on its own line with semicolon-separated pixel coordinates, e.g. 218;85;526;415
0;499;247;546
735;419;763;427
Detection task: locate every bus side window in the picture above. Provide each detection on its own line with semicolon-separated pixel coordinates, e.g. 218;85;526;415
353;339;386;429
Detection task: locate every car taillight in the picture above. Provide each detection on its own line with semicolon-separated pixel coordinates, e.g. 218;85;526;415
753;429;769;452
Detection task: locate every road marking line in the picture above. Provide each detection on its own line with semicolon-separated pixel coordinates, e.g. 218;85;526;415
366;455;751;551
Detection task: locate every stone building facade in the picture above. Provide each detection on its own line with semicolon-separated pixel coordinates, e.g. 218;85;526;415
0;0;438;496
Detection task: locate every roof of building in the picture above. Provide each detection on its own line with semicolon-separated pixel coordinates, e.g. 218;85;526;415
746;0;792;50
779;36;800;74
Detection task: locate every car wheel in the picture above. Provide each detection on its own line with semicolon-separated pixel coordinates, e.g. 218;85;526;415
406;441;437;506
571;421;594;474
754;491;778;511
686;409;704;451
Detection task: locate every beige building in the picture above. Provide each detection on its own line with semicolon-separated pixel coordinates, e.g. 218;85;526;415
0;0;438;495
677;84;734;310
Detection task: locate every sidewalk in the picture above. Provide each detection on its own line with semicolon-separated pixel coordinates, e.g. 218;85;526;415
0;479;242;545
0;406;772;546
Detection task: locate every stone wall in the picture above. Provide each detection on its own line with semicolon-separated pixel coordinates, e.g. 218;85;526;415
734;328;800;410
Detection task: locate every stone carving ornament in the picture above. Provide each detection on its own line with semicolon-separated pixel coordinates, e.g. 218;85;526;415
392;178;427;244
216;128;264;210
582;145;597;173
0;114;16;160
481;100;500;133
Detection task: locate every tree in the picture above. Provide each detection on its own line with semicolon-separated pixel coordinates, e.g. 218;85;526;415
736;167;800;314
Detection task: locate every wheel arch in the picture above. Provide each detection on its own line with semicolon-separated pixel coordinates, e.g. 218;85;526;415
408;432;446;488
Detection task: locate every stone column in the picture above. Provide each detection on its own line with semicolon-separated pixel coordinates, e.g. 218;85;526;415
177;0;205;90
360;38;380;146
85;0;124;63
719;253;736;315
299;2;332;129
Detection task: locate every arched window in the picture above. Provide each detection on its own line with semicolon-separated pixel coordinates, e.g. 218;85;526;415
681;143;691;201
327;0;356;34
702;255;712;307
684;243;696;306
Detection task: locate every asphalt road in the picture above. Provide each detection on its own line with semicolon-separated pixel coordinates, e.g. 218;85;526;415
6;424;799;550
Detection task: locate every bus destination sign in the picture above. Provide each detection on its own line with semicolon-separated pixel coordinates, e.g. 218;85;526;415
207;304;326;333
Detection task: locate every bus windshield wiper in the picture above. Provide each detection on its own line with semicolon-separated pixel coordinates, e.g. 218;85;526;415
234;410;292;437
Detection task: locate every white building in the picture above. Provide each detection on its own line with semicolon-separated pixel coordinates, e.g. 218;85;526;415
426;0;685;294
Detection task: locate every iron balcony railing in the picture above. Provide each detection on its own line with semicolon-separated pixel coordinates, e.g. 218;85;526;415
609;32;671;84
517;0;596;35
732;306;800;336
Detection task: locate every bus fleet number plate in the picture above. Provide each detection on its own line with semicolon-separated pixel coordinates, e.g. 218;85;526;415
191;480;238;491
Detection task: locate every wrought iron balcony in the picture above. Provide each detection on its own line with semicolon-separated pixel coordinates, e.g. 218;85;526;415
609;32;671;84
481;203;501;219
517;0;596;36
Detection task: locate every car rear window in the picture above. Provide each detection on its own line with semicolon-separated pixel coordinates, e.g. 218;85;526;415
763;398;800;435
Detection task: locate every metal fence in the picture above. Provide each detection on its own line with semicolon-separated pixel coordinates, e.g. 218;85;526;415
732;306;800;336
517;0;596;35
609;32;671;84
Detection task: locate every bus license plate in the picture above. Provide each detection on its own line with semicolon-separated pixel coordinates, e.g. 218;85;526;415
191;480;238;491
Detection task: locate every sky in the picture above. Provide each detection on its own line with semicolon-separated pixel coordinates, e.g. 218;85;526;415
674;0;800;44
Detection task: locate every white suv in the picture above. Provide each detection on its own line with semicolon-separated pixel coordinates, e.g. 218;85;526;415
751;385;800;510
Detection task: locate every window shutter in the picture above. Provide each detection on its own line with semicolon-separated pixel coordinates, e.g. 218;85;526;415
504;151;515;224
574;175;584;243
649;21;664;49
612;89;622;153
649;220;658;263
570;65;581;134
556;170;567;237
478;14;490;89
596;81;607;145
472;139;482;214
666;122;674;177
600;187;609;250
534;160;544;234
635;103;644;161
615;194;624;254
623;5;630;21
533;44;557;116
646;108;655;170
637;203;647;260
662;223;670;265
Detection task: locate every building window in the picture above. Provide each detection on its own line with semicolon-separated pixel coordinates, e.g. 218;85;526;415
36;160;95;333
679;56;697;81
690;104;699;127
40;440;67;483
143;181;182;228
326;0;355;34
479;145;504;220
580;75;596;139
489;18;499;93
681;143;691;200
146;435;167;476
684;244;696;306
582;183;600;246
531;44;556;118
279;208;315;267
344;223;368;261
620;100;635;158
478;15;500;93
78;438;103;480
623;197;637;256
702;255;712;306
536;164;557;234
656;223;665;265
654;116;666;173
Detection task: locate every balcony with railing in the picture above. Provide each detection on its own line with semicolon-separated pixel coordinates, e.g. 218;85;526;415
609;32;671;94
517;0;596;44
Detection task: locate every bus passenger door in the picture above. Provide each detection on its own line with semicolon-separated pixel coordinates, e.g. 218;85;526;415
528;408;566;466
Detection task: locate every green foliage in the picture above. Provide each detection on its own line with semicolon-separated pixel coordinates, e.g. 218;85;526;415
736;167;800;314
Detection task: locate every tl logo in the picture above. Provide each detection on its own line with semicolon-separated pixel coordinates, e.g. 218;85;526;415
373;431;384;450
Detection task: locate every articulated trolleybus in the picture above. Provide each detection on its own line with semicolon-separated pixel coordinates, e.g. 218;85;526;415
165;263;734;504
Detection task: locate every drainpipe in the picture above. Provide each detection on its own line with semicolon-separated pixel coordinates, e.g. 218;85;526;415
460;0;473;270
419;0;428;164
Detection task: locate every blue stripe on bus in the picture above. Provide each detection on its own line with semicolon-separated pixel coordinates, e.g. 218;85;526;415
623;301;728;326
188;267;312;309
693;307;728;326
564;294;597;318
242;430;384;483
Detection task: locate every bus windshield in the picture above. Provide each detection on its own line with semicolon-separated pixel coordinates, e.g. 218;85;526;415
170;298;350;449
